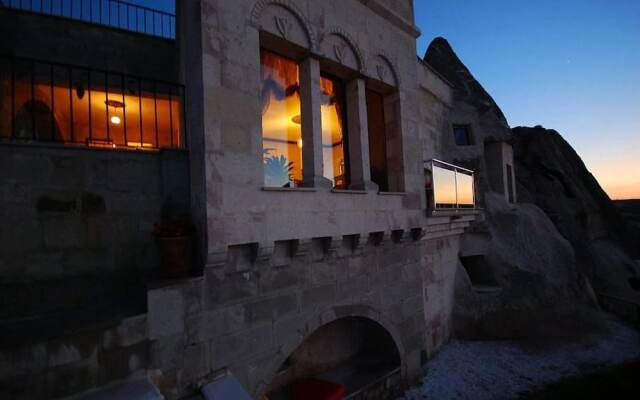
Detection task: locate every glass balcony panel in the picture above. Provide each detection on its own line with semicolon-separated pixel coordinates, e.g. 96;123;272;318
456;171;475;208
433;165;457;208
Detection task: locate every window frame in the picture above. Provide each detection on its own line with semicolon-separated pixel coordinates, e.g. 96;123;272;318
319;71;350;189
453;124;473;146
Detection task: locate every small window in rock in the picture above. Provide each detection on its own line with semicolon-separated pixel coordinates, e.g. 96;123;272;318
453;125;472;146
506;164;515;203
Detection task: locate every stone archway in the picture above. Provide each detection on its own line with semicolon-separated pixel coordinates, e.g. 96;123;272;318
263;315;404;400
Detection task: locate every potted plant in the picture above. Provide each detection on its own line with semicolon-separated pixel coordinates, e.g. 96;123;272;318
153;218;194;279
264;150;295;188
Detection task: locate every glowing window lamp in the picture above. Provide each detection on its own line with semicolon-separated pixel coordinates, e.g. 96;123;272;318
105;99;125;126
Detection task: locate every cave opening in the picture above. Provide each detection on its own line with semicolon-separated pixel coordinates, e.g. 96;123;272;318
266;316;402;400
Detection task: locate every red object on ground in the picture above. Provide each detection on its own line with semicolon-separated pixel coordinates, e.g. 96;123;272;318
293;378;345;400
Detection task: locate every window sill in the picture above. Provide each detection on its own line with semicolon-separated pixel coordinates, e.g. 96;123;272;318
261;186;317;192
377;191;406;196
331;189;368;195
429;209;481;217
0;138;187;154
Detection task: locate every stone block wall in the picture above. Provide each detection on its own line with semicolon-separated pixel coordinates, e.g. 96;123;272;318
0;8;178;82
0;144;189;344
147;222;468;400
0;314;149;400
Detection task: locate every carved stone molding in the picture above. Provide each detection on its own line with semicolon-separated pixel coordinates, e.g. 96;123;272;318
319;27;365;73
250;0;318;51
369;50;400;87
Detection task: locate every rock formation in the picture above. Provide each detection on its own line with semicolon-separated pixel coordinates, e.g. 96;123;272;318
513;126;640;303
423;38;638;339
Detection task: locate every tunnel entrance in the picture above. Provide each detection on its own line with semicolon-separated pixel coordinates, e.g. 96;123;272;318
266;316;402;400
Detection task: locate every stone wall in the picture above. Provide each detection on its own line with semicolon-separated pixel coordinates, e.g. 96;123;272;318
0;8;178;82
180;0;434;261
0;143;190;345
147;223;468;399
0;313;149;400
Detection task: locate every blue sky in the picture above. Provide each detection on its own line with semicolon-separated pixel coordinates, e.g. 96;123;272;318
131;0;639;199
414;0;640;199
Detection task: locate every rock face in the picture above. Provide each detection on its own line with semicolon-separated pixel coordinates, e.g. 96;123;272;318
454;193;600;340
424;37;511;143
513;126;640;303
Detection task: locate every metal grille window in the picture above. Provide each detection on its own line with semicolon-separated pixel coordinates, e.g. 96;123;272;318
1;0;176;39
0;56;185;150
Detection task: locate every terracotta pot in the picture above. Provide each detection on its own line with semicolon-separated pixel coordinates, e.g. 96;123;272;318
156;236;192;279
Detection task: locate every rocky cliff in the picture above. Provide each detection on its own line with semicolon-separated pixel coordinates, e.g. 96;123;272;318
513;126;640;303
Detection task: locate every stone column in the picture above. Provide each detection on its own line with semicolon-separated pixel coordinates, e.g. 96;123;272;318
346;78;377;191
299;57;331;188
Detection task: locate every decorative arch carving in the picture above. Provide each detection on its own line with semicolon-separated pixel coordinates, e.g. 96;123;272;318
370;50;400;87
252;304;407;398
250;0;317;51
319;27;365;73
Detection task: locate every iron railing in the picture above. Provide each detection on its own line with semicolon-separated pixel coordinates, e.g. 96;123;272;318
1;0;176;39
425;159;476;210
0;55;185;150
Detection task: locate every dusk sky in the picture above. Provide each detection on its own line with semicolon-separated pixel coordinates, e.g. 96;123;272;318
414;0;640;200
133;0;639;199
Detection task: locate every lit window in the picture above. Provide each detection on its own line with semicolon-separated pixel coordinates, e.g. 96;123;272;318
260;50;303;188
0;56;183;149
453;125;472;146
320;75;348;189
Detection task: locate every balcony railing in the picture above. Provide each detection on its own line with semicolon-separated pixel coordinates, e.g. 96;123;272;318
425;159;476;211
0;55;185;150
1;0;176;39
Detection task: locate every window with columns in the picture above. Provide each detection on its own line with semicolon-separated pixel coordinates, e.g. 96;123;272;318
258;35;402;192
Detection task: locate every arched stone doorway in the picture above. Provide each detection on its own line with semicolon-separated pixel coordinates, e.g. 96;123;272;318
265;316;403;400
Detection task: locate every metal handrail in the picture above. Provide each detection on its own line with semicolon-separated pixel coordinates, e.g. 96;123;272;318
431;158;475;173
1;0;176;39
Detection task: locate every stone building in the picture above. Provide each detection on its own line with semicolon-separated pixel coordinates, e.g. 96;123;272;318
0;1;518;399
